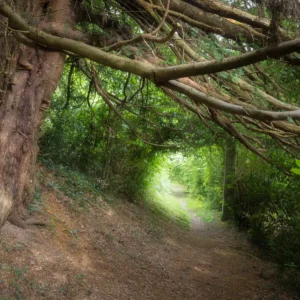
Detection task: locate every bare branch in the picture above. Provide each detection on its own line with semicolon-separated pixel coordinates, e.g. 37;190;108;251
165;80;300;121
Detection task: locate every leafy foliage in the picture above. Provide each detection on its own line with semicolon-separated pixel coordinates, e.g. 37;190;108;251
40;60;212;199
231;150;300;287
169;147;224;210
141;154;190;229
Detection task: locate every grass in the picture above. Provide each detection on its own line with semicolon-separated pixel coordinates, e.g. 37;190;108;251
187;196;221;222
142;168;191;229
40;158;219;229
39;159;220;229
145;191;190;229
146;190;190;229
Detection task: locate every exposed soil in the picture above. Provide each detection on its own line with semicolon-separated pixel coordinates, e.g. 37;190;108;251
0;181;298;299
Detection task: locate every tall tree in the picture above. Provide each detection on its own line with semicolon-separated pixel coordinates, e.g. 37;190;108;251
0;0;73;227
0;0;300;227
222;139;236;221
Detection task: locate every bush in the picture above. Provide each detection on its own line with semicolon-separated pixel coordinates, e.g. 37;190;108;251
234;152;300;283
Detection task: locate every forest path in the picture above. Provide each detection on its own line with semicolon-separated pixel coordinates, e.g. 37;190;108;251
0;179;296;299
161;183;292;300
171;184;204;230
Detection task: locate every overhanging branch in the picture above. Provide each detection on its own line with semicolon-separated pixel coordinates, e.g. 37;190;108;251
165;80;300;121
1;0;300;84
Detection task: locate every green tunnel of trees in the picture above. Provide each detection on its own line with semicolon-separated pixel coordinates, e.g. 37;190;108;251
1;0;300;289
40;58;300;287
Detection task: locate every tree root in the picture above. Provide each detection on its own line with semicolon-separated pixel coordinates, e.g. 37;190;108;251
26;219;48;227
8;212;27;229
8;212;48;229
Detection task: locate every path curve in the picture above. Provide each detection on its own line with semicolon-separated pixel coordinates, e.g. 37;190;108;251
166;184;294;300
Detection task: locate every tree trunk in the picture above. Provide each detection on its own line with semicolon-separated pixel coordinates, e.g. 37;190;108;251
0;0;71;228
221;138;236;221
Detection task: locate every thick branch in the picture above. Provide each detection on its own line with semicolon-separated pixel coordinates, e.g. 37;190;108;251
166;80;300;121
154;39;300;82
1;1;299;84
148;0;265;43
182;0;270;30
0;0;155;78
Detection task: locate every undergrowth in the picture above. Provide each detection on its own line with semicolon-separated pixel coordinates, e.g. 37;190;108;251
142;157;190;229
38;157;191;229
187;197;221;223
37;158;104;209
145;190;190;230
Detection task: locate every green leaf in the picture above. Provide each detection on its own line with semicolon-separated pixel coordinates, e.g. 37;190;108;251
296;160;300;168
291;168;300;175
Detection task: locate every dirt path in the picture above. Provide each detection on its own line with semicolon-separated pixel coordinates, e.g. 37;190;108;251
0;184;297;299
173;184;204;230
163;184;295;300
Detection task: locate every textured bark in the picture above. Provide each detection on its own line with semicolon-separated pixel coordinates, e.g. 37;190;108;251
182;0;270;30
0;0;70;228
222;139;236;222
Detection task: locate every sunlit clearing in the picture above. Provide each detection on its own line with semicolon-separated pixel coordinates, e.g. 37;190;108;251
143;148;222;228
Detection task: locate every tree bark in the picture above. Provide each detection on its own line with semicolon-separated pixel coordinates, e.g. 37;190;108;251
221;138;236;221
0;0;70;228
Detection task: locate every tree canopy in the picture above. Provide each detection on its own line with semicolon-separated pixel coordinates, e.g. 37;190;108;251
1;0;300;165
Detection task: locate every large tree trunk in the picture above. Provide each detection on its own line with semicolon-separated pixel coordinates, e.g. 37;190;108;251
221;138;236;221
0;0;71;228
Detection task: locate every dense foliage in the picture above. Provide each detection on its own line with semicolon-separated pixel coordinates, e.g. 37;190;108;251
39;63;209;197
234;152;300;286
169;147;224;210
